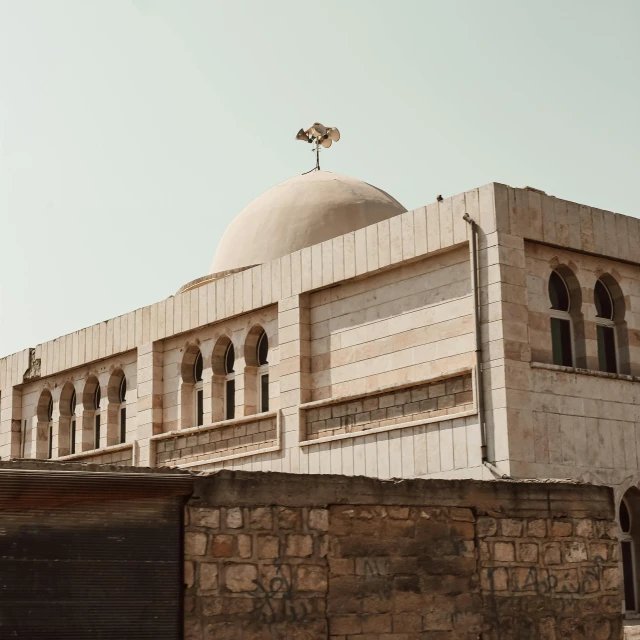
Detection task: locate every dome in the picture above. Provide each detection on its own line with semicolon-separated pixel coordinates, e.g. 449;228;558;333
210;171;407;274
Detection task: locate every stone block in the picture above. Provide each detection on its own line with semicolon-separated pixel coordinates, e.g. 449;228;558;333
527;519;547;538
518;543;539;563
296;564;328;592
237;534;252;558
551;520;573;537
199;563;219;591
258;535;280;559
309;508;329;531
277;507;301;530
285;534;313;557
225;564;258;592
190;507;220;529
250;507;273;530
494;541;515;562
543;542;562;565
563;541;587;563
500;519;523;537
211;535;234;557
477;517;498;537
185;532;207;556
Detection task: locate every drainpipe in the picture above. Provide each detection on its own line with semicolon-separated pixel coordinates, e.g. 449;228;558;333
463;214;489;464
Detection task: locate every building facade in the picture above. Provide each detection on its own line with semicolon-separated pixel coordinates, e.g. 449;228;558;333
2;171;640;617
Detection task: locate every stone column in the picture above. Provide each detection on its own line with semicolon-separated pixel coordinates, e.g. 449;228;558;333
136;341;163;466
0;387;22;459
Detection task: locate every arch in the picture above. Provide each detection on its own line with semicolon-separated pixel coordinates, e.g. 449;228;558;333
547;265;586;368
82;376;102;450
36;389;53;460
37;388;53;423
596;273;630;374
209;336;234;423
244;326;270;415
181;343;202;384
107;369;128;445
57;382;76;458
620;488;640;612
244;325;267;367
180;344;204;428
212;335;233;376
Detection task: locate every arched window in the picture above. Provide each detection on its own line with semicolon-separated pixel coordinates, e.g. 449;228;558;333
620;493;640;612
194;352;204;427
549;270;573;367
225;343;235;420
118;376;127;443
595;279;617;373
69;389;77;454
257;330;269;413
47;395;54;459
94;385;102;449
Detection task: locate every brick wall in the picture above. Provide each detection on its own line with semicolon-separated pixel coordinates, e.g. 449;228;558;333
156;414;277;467
304;372;473;441
184;471;622;639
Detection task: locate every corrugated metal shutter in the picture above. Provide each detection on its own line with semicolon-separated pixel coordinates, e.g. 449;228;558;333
0;468;193;639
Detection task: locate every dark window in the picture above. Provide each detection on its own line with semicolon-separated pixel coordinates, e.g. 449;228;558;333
196;389;204;426
71;418;76;454
70;389;76;416
95;414;101;449
621;499;631;533
120;407;127;444
550;317;572;366
47;396;53;422
94;385;101;411
549;271;570;311
622;541;636;611
597;325;617;373
257;331;269;366
48;425;53;459
119;376;127;404
261;374;269;413
225;343;235;375
226;379;235;420
595;280;614;319
194;352;203;383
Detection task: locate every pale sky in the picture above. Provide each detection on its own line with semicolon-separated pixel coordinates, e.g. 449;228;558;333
1;0;638;357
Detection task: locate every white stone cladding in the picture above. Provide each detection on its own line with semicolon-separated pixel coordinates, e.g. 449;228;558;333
1;182;639;490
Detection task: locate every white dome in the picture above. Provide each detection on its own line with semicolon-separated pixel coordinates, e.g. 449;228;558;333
210;171;407;274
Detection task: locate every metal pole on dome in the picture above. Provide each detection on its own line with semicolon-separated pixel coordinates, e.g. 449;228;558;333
315;140;320;171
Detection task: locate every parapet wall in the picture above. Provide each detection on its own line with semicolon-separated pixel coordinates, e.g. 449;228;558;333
184;471;622;640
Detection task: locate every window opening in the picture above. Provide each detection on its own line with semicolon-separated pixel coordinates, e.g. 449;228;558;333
119;376;127;443
94;385;101;449
47;396;53;459
548;271;573;367
620;498;638;612
70;389;77;455
193;352;204;427
225;343;235;420
256;331;269;413
594;279;617;373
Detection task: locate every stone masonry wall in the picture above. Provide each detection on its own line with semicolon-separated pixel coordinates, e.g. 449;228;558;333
157;415;277;467
304;372;473;441
184;471;622;640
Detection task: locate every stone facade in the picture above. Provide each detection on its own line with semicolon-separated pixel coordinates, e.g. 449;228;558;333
2;178;640;626
184;470;622;639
